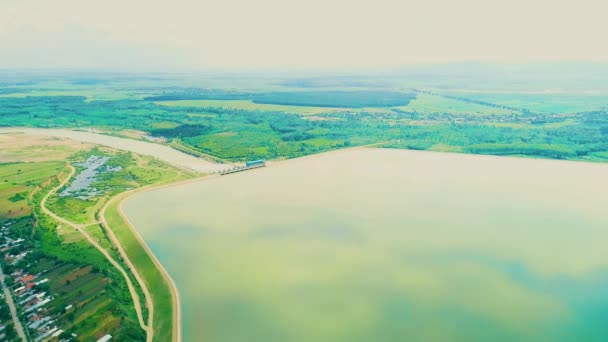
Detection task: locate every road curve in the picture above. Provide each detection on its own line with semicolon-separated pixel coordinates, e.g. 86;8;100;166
40;165;152;340
100;176;187;342
98;196;155;341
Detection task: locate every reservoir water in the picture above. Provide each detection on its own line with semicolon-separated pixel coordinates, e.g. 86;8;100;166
123;148;608;341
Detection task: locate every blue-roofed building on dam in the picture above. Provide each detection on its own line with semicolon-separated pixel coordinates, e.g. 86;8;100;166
246;160;265;168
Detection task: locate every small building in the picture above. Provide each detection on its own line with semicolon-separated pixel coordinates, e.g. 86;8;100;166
35;278;48;285
97;334;112;342
245;160;265;168
21;275;35;284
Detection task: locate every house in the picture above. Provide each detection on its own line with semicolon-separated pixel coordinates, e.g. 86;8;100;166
35;279;48;285
97;334;112;342
21;275;35;284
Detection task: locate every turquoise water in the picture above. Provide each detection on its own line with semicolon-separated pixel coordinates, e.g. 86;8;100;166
124;149;608;341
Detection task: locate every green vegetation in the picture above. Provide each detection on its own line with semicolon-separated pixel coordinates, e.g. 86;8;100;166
1;70;608;341
105;198;175;342
0;164;145;340
251;90;414;107
28;191;146;341
0;300;18;341
40;146;191;341
0;161;64;220
0;140;191;341
398;93;517;115
156;99;346;115
146;89;415;108
1;80;608;163
150;123;212;139
45;147;185;225
450;92;608;114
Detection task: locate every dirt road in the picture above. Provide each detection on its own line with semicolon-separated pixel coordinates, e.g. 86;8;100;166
40;165;152;341
98;197;155;340
99;174;190;342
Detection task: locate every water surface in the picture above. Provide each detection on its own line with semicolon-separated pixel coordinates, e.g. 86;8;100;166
0;127;227;172
124;148;608;341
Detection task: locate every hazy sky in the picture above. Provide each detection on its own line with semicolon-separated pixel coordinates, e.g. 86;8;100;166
1;0;606;70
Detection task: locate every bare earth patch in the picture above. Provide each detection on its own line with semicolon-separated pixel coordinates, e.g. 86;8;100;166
0;132;92;162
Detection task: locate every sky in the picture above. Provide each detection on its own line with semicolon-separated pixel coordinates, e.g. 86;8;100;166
1;0;607;70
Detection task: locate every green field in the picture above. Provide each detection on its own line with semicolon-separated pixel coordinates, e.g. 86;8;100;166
123;148;608;341
105;198;177;342
0;161;64;220
1;170;145;340
2;67;608;341
146;90;415;108
45;148;185;225
0;136;193;341
156;99;346;115
2;79;607;163
398;93;517;115
42;146;191;341
446;92;608;114
156;99;395;116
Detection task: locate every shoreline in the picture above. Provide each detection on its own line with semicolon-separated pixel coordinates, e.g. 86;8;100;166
115;136;608;342
8;126;608;340
111;147;376;341
108;174;216;342
117;200;182;342
4;126;607;168
41;165;151;338
115;143;608;340
0;127;230;173
103;177;195;342
1;126;216;341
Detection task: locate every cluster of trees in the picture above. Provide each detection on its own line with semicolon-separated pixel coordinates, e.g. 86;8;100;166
0;88;25;95
414;89;532;114
26;179;147;340
1;93;608;162
144;88;251;101
0;302;17;339
252;90;415;108
280;76;379;89
145;89;415;108
150;123;212;138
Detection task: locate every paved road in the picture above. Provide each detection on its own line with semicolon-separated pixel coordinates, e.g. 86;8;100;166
0;262;27;341
40;166;152;340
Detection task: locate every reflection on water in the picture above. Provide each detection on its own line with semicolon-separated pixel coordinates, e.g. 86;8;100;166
124;148;608;341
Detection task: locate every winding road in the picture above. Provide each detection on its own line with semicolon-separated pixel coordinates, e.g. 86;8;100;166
98;196;155;341
102;183;185;342
40;166;153;341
